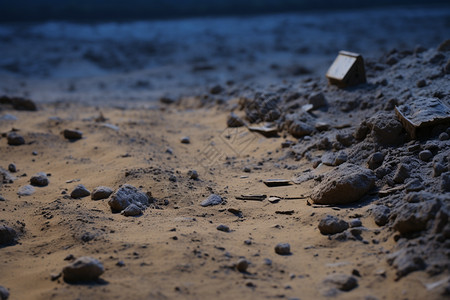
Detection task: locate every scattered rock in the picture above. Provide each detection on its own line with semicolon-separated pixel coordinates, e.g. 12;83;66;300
387;248;426;278
354;121;369;140
419;150;433;162
288;121;314;138
322;273;358;291
180;136;190;144
336;133;354;147
439;132;449;141
236;258;249;272
227;112;245;127
334;151;348;166
17;185;35;196
393;163;410;184
372;205;391;226
367;152;384;170
393;199;441;234
308;92;327;109
0;95;37;111
91;186;113;200
201;194;222;207
0;225;17;246
433;163;446;177
7;132;25;146
121;204;142;216
70;184;91;199
108;184;150;212
30;172;49;187
187;170;199;180
62;256;104;283
0;286;9;300
441;172;450;193
0;196;5;201
367;112;404;145
405;178;424;192
349;219;362;228
63;129;83;140
310;163;375;205
216;224;230;232
274;243;291;255
416;79;427;88
7;163;16;173
318;215;349;235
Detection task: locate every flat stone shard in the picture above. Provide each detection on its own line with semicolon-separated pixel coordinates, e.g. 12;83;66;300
62;256;104;283
311;163;375;205
326;51;366;88
395;97;450;139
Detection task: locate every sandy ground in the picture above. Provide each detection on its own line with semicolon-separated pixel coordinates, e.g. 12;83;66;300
1;5;450;300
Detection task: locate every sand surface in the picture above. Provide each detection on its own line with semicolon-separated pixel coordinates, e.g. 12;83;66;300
1;6;450;300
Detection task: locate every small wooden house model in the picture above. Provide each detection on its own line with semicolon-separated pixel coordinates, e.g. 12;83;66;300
326;51;366;88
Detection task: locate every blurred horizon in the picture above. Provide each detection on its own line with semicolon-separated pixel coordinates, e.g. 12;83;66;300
1;0;450;22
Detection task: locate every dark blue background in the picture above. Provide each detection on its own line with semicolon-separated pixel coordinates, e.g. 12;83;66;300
1;0;449;22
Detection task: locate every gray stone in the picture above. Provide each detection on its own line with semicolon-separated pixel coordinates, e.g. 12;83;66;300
187;170;199;180
308;92;327;109
311;163;375;205
367;112;404;145
7;132;25;146
0;196;5;201
405;178;424;192
387;248;426;278
441;172;450;193
0;286;9;300
62;256;104;283
322;274;358;291
216;224;230;232
419;150;433;162
17;185;35;196
321;152;336;166
236;258;249;272
433;163;446;177
275;243;291;255
70;184;91;199
0;225;17;246
30;172;49;187
439;132;449;141
63;129;83;140
227;112;245;128
334;151;348;166
180;136;190;144
121;204;142;216
393;163;410;184
393;200;441;234
7;163;16;173
201;194;222;207
91;186;113;200
336;133;354;147
367;152;384;170
318;215;349;235
372;205;390;226
108;184;150;212
349;219;362;228
288;121;314;138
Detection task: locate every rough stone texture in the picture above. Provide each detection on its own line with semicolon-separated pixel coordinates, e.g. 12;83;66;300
274;243;291;255
419;150;433;162
387;248;426;278
393;163;410;184
311;163;375;205
62;256;104;283
0;225;17;246
7;132;25;146
63;129;83;140
372;205;391;226
108;184;150;212
30;172;49;187
367;152;384;170
227;112;245;127
367;112;404;145
70;184;91;199
91;186;113;200
0;286;9;300
17;185;35;196
216;224;230;232
288;120;314;138
121;204;142;216
201;194;222;207
393;199;441;234
318;215;349;235
322;274;358;291
308;92;327;109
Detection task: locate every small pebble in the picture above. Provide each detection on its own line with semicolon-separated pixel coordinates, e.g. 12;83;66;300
216;224;230;232
116;260;125;267
418;150;433;162
62;256;104;283
187;170;198;180
70;184;91;198
416;79;426;88
30;172;49;187
8;163;16;173
180;136;190;144
349;219;362;228
274;243;291;255
439;132;449;141
63;129;83;140
17;185;35;196
7;132;25;146
91;186;113;200
121;204;142;216
243;166;251;173
0;286;9;300
236;258;249;272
